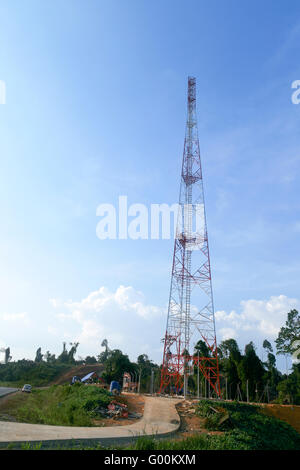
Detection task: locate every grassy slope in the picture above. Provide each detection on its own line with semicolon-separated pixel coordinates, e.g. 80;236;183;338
2;398;300;450
1;383;112;426
0;363;105;388
126;400;300;450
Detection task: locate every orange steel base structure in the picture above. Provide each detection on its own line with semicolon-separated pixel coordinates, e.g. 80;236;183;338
160;77;221;397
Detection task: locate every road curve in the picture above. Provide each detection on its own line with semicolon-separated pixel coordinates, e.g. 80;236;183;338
0;396;181;447
0;387;18;398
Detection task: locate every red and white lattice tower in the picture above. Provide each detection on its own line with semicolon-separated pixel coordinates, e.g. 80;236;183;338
160;77;221;397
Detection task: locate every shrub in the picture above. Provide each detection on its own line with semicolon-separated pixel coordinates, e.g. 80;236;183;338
15;384;112;426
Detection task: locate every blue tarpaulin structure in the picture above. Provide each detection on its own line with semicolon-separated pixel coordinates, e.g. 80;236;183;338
110;381;121;392
81;371;96;382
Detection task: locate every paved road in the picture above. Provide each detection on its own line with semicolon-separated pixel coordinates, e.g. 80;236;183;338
0;387;18;398
0;395;181;447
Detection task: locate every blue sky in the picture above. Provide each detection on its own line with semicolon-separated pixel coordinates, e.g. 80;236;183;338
0;1;299;371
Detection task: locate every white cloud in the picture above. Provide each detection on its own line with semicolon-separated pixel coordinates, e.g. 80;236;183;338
49;298;62;308
0;312;30;324
47;287;298;366
48;285;165;361
218;327;237;340
63;285;161;320
216;295;299;345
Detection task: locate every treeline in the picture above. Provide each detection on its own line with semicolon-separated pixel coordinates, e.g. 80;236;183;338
188;308;300;404
0;342;83;386
188;338;300;404
0;339;160;390
0;361;70;386
0;310;299;402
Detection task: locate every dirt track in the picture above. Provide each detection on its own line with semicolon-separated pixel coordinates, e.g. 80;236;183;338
261;404;300;433
51;365;105;385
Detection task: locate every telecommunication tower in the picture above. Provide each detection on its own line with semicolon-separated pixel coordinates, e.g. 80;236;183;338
160;77;221;397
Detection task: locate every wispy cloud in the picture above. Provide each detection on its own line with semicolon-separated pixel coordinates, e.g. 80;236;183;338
48;285;165;361
215;294;299;347
0;312;30;324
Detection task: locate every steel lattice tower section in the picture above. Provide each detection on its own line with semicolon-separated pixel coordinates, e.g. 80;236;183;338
160;77;221;397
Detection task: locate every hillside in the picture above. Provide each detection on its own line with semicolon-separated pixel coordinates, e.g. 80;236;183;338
50;364;105;385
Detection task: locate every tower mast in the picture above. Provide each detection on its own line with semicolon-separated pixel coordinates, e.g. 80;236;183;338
160;77;221;398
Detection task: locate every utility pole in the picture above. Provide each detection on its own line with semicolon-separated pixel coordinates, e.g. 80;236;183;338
160;77;221;398
130;372;134;390
138;368;141;394
197;350;200;399
150;369;154;395
226;378;228;401
184;371;187;399
246;380;249;403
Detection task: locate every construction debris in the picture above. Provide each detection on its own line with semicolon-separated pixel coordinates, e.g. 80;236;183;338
92;400;143;421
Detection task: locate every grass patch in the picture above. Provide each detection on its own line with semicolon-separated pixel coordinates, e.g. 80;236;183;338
5;383;112;427
3;399;300;450
126;400;300;450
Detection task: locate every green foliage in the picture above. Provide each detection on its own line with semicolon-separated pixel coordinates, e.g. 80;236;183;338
123;401;300;450
34;347;43;363
222;353;240;396
219;339;241;361
137;354;160;393
98;339;110;363
194;340;210;357
275;309;300;356
56;342;79;364
195;399;300;450
263;339;273;353
13;400;300;450
0;360;71;387
15;383;112;426
237;342;265;401
102;349;142;384
84;356;97;364
277;363;300;404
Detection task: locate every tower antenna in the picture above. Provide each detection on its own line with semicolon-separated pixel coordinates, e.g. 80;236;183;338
160;77;221;398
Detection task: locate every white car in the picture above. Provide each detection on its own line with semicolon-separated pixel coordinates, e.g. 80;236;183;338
21;384;32;393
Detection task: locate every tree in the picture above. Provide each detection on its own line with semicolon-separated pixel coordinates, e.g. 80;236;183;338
57;342;69;363
136;354;160;392
68;342;79;363
237;342;265;401
35;347;43;363
219;339;241;361
275;309;300;358
45;351;56;363
102;349;134;383
224;355;240;398
56;342;79;364
262;339;281;398
263;339;273;353
137;354;149;365
85;355;97;364
277;363;300;404
194;340;210;357
98;339;110;363
5;347;11;364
